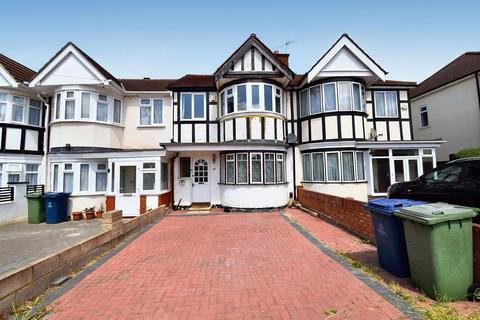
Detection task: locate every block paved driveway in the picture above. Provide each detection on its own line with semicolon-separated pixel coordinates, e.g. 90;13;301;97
50;212;407;319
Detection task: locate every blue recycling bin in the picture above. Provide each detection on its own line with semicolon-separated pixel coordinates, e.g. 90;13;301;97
364;198;426;277
44;192;71;224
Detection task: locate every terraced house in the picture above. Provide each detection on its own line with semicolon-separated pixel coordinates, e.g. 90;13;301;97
0;33;443;218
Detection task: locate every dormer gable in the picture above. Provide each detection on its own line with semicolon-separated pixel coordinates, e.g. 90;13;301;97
214;34;294;82
30;42;121;88
306;34;387;84
0;53;36;87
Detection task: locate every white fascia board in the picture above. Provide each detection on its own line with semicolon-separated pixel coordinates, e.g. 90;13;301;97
307;36;387;83
165;144;288;152
123;90;171;96
49;149;166;161
30;44;107;87
357;140;445;149
299;141;357;151
0;64;18;87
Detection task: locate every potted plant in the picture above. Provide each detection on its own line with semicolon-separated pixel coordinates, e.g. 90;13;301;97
96;204;104;219
72;211;83;221
83;207;95;220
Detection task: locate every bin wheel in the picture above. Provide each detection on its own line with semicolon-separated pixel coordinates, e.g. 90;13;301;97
66;216;71;222
467;284;480;301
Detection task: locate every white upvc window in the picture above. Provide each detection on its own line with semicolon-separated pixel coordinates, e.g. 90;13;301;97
276;154;285;183
264;153;276;184
226;88;234;114
374;91;398;117
28;99;41;126
352;82;363;111
81;92;91;119
113;99;122;124
181;93;205;120
95;164;107;192
250;153;263;184
63;163;74;193
0;93;6;121
142;162;156;191
338;81;352;111
251;84;260;109
420;105;429;128
55;93;61;120
309;85;322;115
52;164;59;191
300;89;309;117
139;98;163;125
161;161;169;191
96;94;108;122
11;96;25;123
79;163;90;192
236;153;248;184
226;154;235;184
65;91;75;119
323;82;337;112
221;83;283;115
356;151;366;181
312;152;325;182
326;152;340;182
341;151;356;182
274;88;282;114
301;153;312;182
237;85;247;112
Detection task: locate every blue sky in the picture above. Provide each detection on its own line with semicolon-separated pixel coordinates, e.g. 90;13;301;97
2;0;479;82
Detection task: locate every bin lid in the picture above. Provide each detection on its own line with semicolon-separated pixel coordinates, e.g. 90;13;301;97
394;203;479;225
43;192;71;198
25;192;43;199
364;198;427;216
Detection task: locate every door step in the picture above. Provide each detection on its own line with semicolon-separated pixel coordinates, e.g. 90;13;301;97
189;203;211;212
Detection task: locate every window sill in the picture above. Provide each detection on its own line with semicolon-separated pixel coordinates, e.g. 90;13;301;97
419;126;431;130
218;182;288;186
218;110;286;122
137;124;166;128
50;119;124;128
69;192;106;197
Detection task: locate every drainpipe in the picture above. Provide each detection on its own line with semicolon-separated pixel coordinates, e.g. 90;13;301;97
475;72;480;110
36;94;50;190
171;152;179;208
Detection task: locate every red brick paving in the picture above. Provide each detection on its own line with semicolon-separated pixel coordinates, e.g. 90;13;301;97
51;211;406;319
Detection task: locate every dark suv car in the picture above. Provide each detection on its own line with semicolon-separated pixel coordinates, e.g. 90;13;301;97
387;158;480;221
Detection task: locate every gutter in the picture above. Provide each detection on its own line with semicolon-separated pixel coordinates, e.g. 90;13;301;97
36;94;50;190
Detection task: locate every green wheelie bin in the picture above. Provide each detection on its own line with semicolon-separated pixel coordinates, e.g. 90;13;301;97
395;203;479;301
25;192;45;223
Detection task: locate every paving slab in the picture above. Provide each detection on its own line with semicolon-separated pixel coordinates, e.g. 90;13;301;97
49;211;408;319
0;219;102;276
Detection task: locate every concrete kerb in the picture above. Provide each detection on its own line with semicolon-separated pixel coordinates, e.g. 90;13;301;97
0;205;171;318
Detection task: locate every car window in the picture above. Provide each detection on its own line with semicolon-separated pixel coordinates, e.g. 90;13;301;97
463;162;480;183
424;163;463;183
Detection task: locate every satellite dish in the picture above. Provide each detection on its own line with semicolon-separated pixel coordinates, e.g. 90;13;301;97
287;133;299;145
369;128;377;140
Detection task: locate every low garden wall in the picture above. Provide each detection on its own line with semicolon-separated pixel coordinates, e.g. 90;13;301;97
0;205;171;318
297;186;480;282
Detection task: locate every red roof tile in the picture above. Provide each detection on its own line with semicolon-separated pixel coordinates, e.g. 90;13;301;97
410;52;480;98
0;53;36;84
120;78;177;91
167;74;216;91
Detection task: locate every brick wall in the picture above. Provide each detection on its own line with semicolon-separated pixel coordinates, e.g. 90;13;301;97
140;195;147;214
106;196;115;211
158;191;172;207
297;187;374;243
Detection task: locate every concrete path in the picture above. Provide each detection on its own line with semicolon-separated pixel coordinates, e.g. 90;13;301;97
0;219;101;276
49;211;408;319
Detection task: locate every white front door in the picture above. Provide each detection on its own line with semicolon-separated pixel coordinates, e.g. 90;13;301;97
392;158;420;184
191;158;210;203
116;163;140;216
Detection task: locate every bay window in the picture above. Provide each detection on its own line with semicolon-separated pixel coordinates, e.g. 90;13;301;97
302;154;312;182
221;83;284;115
236;153;248;184
181;93;205;120
374;91;398;117
312;152;324;182
326;152;340;182
264;153;275;183
96;94;108;121
250;153;263;183
81;92;90;118
226;154;235;183
276;154;284;183
0;93;6;121
28;99;41;126
323;83;337;112
65;92;75;119
113;99;122;124
12;96;25;122
51;162;109;194
341;152;355;182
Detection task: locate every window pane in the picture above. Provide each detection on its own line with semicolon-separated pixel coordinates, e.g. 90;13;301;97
276;154;284;183
422;157;433;173
342;152;355;181
182;94;192;119
66;92;74;98
114;99;122;123
30;99;41;108
275;89;281;113
302;154;312;181
356;152;365;180
81;93;90;118
65;100;75;119
300;90;309;117
220;155;225;183
352;83;362;111
0;102;6;121
309;86;321;114
13;96;24;105
8;174;20;183
236;153;248;183
98;94;107;102
323;83;336;111
96;172;107;191
161;162;169;190
28;106;40;125
237;85;247;111
26;164;38;172
312;153;324;181
220;92;225;116
26;173;38;185
80;164;89;191
421;107;429;127
374;92;386;117
12;105;23;122
63;172;73;193
265;153;275;183
372;158;390;193
226;156;235;183
55;94;61;119
386;92;398;117
140;99;150;105
140;106;151;125
143;163;155;169
252;85;260;109
227;96;234;114
53;165;59;191
194;94;204;118
143;172;155;190
264;85;273;111
96;102;108;121
338;82;352;111
327;153;340;181
179;157;191;177
0;93;6;101
251;154;262;183
153;99;163;124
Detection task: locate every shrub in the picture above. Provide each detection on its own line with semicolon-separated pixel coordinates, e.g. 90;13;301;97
455;147;480;159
